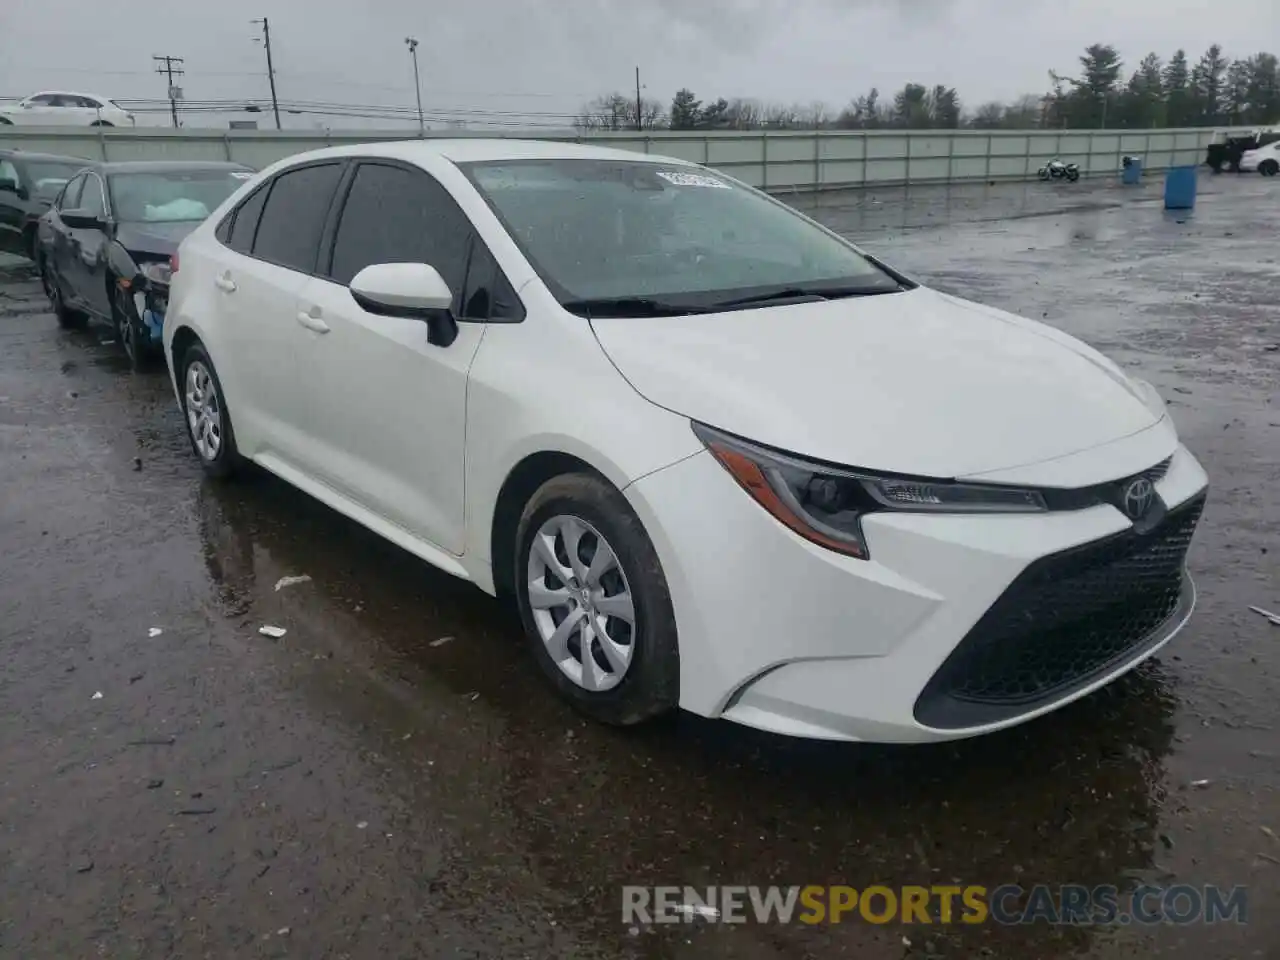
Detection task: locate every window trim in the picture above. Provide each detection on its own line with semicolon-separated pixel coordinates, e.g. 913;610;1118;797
318;156;525;323
79;172;110;219
218;159;348;277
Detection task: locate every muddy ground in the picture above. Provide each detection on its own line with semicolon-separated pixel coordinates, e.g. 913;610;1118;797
0;173;1276;959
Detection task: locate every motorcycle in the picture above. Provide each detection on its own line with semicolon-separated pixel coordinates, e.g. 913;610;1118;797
1038;159;1080;182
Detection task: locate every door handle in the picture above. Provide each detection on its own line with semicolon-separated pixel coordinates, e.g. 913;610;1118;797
214;274;237;293
296;309;330;334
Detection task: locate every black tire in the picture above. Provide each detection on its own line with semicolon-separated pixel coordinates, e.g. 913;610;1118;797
0;118;11;125
178;342;241;479
1066;168;1080;182
1260;160;1279;177
514;473;679;726
89;120;113;127
112;284;150;372
45;261;85;329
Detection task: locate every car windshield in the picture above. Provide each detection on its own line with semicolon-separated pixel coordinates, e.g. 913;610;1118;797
108;169;249;223
461;159;902;315
24;161;87;200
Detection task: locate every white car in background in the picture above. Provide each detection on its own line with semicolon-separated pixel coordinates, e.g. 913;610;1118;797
161;140;1209;743
0;92;134;127
1239;140;1280;176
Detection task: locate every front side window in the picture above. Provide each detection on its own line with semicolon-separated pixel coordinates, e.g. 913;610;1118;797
27;94;59;106
461;159;902;314
79;175;106;218
59;174;85;210
328;163;471;295
252;163;343;273
326;162;521;321
108;168;248;223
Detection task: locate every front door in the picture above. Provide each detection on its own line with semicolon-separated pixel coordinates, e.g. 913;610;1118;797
292;160;499;555
65;172;111;318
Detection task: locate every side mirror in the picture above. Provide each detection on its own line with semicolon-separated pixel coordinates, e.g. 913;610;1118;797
349;262;458;347
61;208;104;230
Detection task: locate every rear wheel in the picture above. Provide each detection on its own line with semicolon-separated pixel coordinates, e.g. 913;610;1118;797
179;343;241;479
1260;160;1279;177
89;120;113;127
514;473;679;726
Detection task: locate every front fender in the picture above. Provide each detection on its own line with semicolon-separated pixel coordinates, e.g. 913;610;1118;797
106;241;139;285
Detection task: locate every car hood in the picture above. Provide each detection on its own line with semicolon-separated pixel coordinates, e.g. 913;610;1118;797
115;221;199;259
589;287;1162;478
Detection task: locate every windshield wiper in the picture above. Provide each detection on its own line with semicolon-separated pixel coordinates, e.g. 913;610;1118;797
561;297;707;318
708;284;902;310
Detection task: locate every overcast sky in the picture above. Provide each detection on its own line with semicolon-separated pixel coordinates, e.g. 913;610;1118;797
1;0;1275;128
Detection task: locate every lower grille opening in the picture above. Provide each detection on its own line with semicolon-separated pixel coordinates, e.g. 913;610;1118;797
914;494;1205;730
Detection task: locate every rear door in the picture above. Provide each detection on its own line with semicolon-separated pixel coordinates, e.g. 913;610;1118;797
0;158;23;256
209;160;345;467
293;159;515;553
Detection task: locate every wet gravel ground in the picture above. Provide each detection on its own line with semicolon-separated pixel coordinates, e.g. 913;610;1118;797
1;173;1277;959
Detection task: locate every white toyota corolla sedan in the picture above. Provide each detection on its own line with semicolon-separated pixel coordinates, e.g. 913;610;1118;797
162;139;1208;742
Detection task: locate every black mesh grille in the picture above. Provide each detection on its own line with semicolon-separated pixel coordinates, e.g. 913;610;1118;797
915;494;1204;729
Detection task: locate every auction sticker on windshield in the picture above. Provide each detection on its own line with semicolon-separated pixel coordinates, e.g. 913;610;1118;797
656;171;731;189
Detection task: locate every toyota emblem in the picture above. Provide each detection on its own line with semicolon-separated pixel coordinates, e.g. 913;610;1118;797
1122;477;1155;520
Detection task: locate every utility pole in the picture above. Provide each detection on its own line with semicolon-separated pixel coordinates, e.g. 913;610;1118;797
635;66;643;131
405;37;424;136
252;17;281;130
153;55;184;128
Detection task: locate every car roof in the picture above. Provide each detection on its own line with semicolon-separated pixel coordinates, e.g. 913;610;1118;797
27;91;113;101
0;148;101;166
270;138;698;168
98;160;253;175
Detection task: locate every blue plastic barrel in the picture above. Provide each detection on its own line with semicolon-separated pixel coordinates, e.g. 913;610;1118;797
1122;157;1142;185
1164;166;1197;209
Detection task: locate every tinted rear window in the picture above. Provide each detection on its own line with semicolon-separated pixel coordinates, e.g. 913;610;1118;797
252;163;343;273
227;184;268;254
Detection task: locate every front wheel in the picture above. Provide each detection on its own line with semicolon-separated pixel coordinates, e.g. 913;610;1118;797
1260;160;1279;177
179;343;241;479
1066;168;1080;182
112;285;150;372
514;473;679;726
45;261;84;329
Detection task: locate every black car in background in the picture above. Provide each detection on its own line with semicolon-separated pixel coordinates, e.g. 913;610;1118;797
1206;129;1280;173
38;160;253;370
0;149;97;260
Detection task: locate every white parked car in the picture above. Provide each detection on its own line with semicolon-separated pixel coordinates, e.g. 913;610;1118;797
0;92;134;127
162;140;1208;743
1239;140;1280;176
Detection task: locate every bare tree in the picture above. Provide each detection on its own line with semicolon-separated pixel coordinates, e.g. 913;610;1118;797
723;98;764;129
574;92;666;132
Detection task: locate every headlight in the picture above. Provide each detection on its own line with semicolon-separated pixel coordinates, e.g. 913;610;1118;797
140;261;173;287
692;423;1047;560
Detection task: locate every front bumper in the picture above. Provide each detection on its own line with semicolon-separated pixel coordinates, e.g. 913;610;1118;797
625;441;1208;743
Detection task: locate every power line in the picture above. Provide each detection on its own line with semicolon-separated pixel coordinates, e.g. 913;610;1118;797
152;55;184;128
